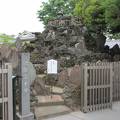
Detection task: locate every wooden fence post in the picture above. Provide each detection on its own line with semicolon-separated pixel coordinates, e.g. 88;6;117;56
6;63;13;120
83;63;88;112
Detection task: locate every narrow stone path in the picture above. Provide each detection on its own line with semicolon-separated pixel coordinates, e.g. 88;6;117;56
34;87;71;120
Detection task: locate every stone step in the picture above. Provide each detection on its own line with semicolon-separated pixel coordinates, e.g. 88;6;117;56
37;74;46;78
52;86;64;94
45;85;64;94
35;95;64;106
35;105;71;120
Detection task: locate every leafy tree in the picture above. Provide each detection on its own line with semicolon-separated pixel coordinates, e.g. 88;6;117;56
74;0;120;33
103;0;120;33
37;0;77;25
74;0;107;51
0;34;15;44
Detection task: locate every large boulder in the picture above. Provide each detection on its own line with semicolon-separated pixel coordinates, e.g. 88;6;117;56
58;69;68;87
68;65;81;86
31;76;50;95
57;65;81;109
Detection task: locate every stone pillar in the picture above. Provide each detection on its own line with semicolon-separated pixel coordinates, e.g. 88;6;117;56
17;53;34;120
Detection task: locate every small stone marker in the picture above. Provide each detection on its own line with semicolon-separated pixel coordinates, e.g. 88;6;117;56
47;59;58;74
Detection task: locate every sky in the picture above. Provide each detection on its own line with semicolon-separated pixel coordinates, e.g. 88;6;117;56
0;0;45;35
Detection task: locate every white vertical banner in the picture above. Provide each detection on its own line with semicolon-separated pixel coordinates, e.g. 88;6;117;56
47;59;58;74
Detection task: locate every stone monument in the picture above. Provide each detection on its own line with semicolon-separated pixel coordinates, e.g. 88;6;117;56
16;32;36;120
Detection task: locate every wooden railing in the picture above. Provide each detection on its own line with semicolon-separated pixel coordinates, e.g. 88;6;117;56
0;63;13;120
112;62;120;101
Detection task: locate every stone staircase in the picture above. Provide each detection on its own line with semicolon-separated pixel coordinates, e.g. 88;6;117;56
35;104;71;120
36;95;64;106
34;88;71;120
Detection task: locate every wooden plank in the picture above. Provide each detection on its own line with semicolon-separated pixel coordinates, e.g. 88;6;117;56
2;67;5;120
6;63;13;120
81;63;86;112
98;66;101;110
87;85;110;89
83;63;88;112
113;62;116;101
93;68;95;111
80;64;84;110
89;69;92;111
101;66;105;109
118;62;120;100
80;65;83;109
117;63;119;101
106;68;108;107
0;98;8;103
101;66;103;110
110;63;113;108
87;66;111;70
0;69;8;73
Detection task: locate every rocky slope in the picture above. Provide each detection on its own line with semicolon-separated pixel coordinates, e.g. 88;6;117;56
23;16;120;109
29;16;91;73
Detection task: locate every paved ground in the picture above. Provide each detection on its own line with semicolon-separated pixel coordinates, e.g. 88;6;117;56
44;102;120;120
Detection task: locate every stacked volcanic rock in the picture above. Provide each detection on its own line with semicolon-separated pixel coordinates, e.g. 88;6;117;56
30;16;91;74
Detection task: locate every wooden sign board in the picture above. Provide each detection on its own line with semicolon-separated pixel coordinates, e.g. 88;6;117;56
47;59;57;74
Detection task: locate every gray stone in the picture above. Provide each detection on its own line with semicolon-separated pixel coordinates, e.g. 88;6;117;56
58;65;81;109
17;53;34;120
27;62;36;84
32;76;50;95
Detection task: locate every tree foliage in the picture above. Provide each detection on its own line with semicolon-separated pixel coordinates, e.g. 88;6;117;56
74;0;120;33
37;0;77;25
0;34;15;44
38;0;120;39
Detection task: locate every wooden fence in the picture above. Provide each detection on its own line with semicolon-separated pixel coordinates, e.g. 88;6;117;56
80;62;113;113
0;63;13;120
112;62;120;101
